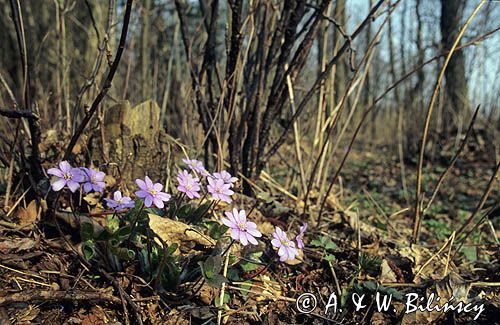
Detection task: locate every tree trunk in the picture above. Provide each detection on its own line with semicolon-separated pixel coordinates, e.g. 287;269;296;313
440;0;470;131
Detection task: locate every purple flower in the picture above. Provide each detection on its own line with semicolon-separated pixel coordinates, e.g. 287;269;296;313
177;170;201;199
212;170;238;187
135;176;171;208
296;223;308;249
207;177;234;203
182;158;209;177
104;191;135;211
47;161;85;192
271;226;298;262
81;167;106;193
221;208;262;246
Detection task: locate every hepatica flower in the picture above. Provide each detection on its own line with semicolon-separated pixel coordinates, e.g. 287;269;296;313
104;191;135;211
271;226;298;262
135;176;171;208
207;177;234;203
81;167;106;193
177;170;201;199
47;161;85;192
212;170;237;187
182;158;209;177
296;222;308;249
221;208;262;246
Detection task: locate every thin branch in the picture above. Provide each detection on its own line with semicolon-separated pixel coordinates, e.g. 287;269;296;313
0;108;38;119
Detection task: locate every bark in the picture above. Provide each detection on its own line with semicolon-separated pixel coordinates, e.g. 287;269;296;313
440;0;470;126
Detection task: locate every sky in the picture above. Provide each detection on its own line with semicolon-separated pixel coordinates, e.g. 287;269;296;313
344;0;499;109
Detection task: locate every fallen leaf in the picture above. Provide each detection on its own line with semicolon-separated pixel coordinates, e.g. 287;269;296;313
17;200;39;229
148;214;214;254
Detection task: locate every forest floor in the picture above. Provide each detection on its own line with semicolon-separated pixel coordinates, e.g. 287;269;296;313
0;145;498;324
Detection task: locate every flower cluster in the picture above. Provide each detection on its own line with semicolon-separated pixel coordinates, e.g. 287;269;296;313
47;158;308;263
47;161;101;193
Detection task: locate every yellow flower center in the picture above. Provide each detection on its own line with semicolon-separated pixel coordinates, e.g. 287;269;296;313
281;239;288;246
238;223;246;231
63;172;72;180
148;189;157;195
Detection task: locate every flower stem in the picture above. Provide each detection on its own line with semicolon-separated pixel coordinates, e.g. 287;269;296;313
127;202;144;244
221;239;235;257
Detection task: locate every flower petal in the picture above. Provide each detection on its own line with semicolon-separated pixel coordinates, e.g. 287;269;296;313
51;179;66;191
221;218;235;228
67;180;80;193
153;197;164;209
59;161;71;173
135;179;146;190
239;233;248;246
247;234;258;245
144;196;153;207
47;168;63;177
230;228;240;241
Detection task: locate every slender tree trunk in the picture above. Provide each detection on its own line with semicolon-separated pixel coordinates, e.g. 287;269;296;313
440;0;470;132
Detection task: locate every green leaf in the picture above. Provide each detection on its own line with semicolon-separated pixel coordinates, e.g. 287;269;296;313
461;246;477;262
310;236;337;250
176;204;193;219
257;192;273;203
115;226;131;241
167;243;178;256
82;240;95;261
324;240;338;250
310;239;323;247
363;281;378;291
200;256;223;280
323;254;336;262
214;292;231;305
107;215;120;232
209;223;229;240
190;202;212;223
206;274;228;289
81;222;94;241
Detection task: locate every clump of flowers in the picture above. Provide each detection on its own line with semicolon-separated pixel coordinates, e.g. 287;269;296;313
207;177;234;203
221;208;262;246
271;226;298;262
81;167;106;193
212;170;237;187
104;191;135;212
135;176;171;208
46;154;313;296
177;170;201;199
47;161;85;192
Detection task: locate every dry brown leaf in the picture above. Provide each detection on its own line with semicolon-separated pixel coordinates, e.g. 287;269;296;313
380;259;397;283
148;214;214;253
104;175;116;188
0;238;35;254
83;192;101;206
17;200;39;229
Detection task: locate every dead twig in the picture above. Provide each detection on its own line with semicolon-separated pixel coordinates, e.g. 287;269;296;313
0;108;38;119
0;290;122;306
